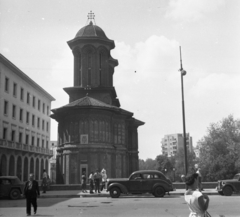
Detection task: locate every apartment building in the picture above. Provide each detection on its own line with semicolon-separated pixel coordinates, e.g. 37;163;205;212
0;54;55;181
161;133;193;157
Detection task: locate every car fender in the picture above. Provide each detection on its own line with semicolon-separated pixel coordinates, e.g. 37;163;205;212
223;183;237;192
107;183;128;194
152;183;167;191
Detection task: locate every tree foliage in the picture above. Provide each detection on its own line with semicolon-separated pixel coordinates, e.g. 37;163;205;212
139;158;157;170
198;115;240;181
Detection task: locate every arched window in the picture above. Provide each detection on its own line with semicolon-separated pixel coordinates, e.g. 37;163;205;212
84;120;88;134
94;120;99;141
102;121;106;142
9;155;15;176
90;120;94;141
79;54;82;86
106;122;109;142
30;158;34;174
99;53;102;86
120;123;125;144
17;156;22;180
118;124;122;144
114;124;118;144
88;55;92;86
36;158;39;180
24;157;28;181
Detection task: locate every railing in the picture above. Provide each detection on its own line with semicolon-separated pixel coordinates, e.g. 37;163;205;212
0;139;53;155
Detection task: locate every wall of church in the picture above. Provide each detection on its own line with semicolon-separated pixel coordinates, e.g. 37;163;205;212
72;45;112;88
58;111;127;147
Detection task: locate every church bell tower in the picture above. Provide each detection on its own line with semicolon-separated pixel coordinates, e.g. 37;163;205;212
65;11;120;106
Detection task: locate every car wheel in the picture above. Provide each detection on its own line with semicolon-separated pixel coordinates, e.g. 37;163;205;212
218;191;224;196
9;189;21;200
110;187;121;198
154;186;165;197
223;186;233;196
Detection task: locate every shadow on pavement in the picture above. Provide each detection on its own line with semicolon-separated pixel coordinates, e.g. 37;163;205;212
0;197;74;208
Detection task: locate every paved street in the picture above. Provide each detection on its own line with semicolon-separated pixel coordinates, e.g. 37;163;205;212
1;195;240;217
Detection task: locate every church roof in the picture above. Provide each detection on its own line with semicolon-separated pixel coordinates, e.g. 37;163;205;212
75;21;108;40
51;96;132;116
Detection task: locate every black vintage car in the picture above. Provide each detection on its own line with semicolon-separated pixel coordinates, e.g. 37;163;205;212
217;173;240;196
107;170;175;198
0;176;25;199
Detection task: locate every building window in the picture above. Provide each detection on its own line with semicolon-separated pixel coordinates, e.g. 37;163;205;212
46;141;49;149
47;106;49;115
37;117;40;128
31;136;35;146
42;139;45;148
37;138;40;147
32;114;35;127
25;134;29;145
42;120;45;130
11;130;15;142
19;108;23;121
43;103;45;114
13;83;17;97
19;132;22;144
38;99;40;111
46;122;49;132
12;105;16;119
88;55;92;85
27;92;30;104
32;96;35;107
5;77;9;92
26;112;29;124
4;101;8;115
20;88;24;101
3;128;7;140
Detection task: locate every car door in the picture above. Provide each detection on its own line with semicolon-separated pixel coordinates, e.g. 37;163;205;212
0;179;11;197
141;173;154;192
128;174;143;193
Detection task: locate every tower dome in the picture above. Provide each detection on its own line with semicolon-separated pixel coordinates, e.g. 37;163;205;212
75;21;108;39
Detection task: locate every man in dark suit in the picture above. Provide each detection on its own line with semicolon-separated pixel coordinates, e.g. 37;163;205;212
24;173;40;216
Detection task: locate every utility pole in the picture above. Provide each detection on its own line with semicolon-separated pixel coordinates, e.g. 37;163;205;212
179;46;188;175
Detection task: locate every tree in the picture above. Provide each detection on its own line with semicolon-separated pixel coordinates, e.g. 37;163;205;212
174;148;196;180
198;115;240;181
139;158;157;170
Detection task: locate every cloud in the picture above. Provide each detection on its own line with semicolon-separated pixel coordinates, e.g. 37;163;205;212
113;35;179;84
165;0;225;21
189;73;240;97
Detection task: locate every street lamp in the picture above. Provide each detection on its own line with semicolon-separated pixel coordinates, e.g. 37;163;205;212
179;46;188;175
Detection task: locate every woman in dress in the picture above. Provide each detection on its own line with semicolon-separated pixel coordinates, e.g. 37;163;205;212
184;173;210;217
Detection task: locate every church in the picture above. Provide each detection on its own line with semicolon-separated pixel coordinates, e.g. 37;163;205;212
51;12;144;184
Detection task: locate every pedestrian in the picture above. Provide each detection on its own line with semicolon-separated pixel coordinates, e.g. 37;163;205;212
184;172;210;217
42;169;48;193
93;169;101;193
196;168;203;191
101;168;107;191
24;173;40;216
81;171;87;193
89;172;94;194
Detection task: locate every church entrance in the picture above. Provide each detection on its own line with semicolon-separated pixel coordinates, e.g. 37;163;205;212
80;164;88;183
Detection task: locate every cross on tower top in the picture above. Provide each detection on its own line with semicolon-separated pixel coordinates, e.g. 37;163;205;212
87;11;95;21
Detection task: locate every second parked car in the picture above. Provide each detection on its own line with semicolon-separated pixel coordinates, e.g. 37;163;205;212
0;176;25;199
217;173;240;196
107;170;175;198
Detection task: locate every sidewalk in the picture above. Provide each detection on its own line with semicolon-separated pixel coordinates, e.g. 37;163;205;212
39;189;219;198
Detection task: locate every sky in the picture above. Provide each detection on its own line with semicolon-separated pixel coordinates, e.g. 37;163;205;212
1;0;240;160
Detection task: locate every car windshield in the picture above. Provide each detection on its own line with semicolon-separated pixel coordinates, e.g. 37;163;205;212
233;174;240;180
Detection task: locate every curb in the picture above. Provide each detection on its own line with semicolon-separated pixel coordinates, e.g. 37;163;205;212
39;191;220;198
